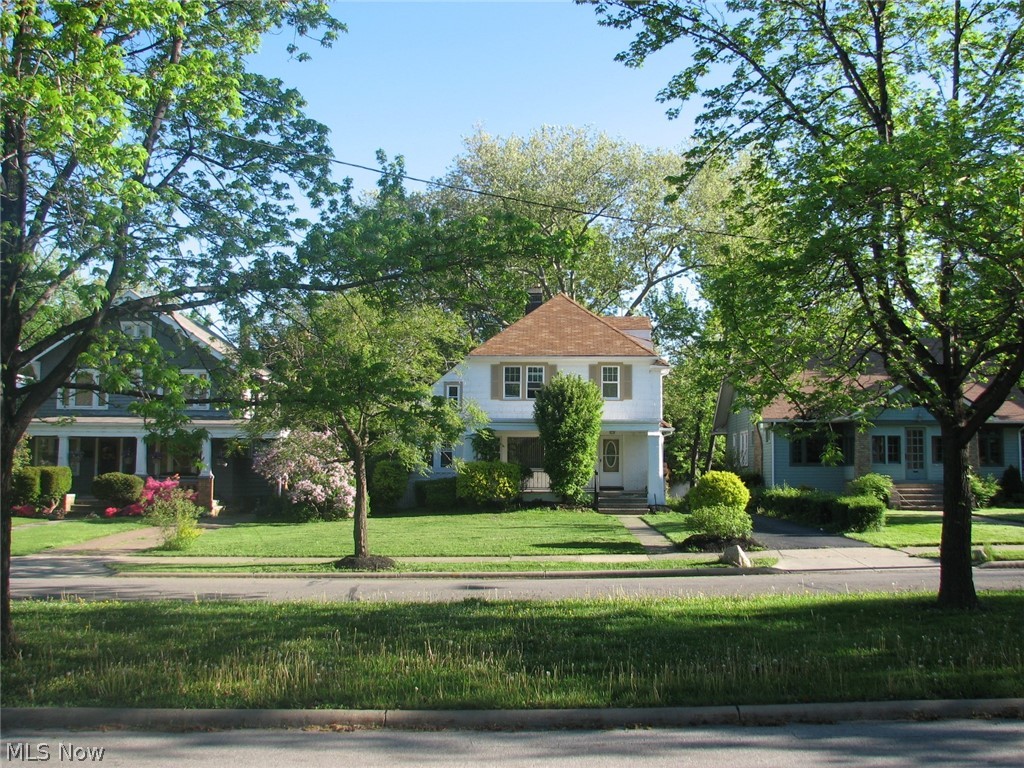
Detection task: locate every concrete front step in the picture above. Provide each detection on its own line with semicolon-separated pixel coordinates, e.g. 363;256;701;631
892;484;943;510
596;493;650;515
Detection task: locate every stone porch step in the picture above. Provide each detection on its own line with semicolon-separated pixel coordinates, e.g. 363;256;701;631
892;483;943;511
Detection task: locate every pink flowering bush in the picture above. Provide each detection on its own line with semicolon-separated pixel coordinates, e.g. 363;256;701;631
104;475;196;517
253;430;356;521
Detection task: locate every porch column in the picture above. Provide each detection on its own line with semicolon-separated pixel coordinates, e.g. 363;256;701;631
647;430;665;505
199;435;213;477
134;436;147;476
57;436;70;468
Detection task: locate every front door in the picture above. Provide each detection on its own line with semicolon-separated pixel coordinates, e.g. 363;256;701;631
600;438;623;489
906;428;926;481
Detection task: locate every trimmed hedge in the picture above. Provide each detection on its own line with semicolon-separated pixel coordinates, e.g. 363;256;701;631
689;471;751;511
38;466;72;505
846;473;893;507
456;461;521;506
11;467;41;506
756;486;885;533
92;472;144;507
690;503;753;539
369;460;409;511
414;477;458;509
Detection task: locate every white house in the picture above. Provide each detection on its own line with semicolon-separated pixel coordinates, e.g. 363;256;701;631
428;292;672;506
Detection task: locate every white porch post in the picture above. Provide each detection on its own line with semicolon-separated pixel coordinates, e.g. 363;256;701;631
134;436;147;476
199;436;213;477
647;430;665;505
57;435;70;468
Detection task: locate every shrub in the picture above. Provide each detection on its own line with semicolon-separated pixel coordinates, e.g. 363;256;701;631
456;461;521;506
471;429;501;463
414;477;458;509
533;373;603;503
37;466;72;506
833;494;886;532
688;471;751;511
999;466;1024;502
145;489;204;550
93;472;144;507
736;471;765;490
846;473;894;507
252;431;356;520
969;471;1000;508
11;467;41;506
370;460;409;511
689;503;753;539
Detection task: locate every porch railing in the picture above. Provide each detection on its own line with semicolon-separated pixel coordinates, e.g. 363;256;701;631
520;468;596;493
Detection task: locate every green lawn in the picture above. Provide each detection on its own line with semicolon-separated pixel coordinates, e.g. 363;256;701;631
146;509;646;558
10;518;149;556
848;511;1024;548
640;511;699;544
974;507;1024;524
4;592;1022;710
11;516;44;527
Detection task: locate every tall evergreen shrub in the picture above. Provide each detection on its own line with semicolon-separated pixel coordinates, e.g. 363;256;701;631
533;374;603;504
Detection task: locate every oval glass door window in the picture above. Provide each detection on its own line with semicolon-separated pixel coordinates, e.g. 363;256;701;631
603;440;620;473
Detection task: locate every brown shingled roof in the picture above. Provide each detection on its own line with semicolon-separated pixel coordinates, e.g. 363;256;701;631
469;293;665;360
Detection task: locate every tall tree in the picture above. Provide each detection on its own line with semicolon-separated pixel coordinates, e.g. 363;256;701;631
1;0;343;655
590;0;1024;607
426;126;731;324
246;293;477;563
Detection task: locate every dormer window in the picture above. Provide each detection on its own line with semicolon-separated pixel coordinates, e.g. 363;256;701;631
120;321;152;340
58;369;106;409
182;369;211;411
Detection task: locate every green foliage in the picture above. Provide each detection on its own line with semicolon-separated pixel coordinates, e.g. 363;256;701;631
414;478;459;510
847;473;894;508
970;472;1001;509
533;374;603;503
757;486;885;533
145;490;204;551
37;467;72;506
92;473;144;508
998;466;1024;502
688;471;750;511
456;462;521;507
689;503;753;539
369;460;409;512
470;429;501;463
10;468;41;506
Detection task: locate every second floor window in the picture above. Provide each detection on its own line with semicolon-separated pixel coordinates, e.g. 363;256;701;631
58;370;106;409
526;366;545;399
445;382;462;404
601;366;620;399
182;369;211;411
503;366;522;399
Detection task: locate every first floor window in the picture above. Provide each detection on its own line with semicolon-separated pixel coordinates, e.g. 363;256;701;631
979;428;1003;467
871;435;902;464
931;436;944;464
601;365;620;399
503;366;521;399
440;445;455;469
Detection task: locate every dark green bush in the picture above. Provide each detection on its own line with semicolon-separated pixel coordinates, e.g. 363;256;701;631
38;466;72;506
999;466;1023;502
470;429;501;463
533;374;603;503
688;471;751;511
370;460;409;511
757;486;884;532
92;472;144;507
846;472;894;507
690;503;753;538
456;461;521;506
736;471;765;490
11;467;41;506
414;477;458;509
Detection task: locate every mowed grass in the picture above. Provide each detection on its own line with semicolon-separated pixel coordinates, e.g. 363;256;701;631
5;593;1022;710
10;519;149;556
145;509;646;558
640;512;700;545
975;507;1024;524
848;511;1024;548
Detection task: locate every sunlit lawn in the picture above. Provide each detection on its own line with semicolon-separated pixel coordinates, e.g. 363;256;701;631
5;592;1022;710
974;507;1024;524
640;511;700;544
848;511;1024;548
144;509;646;558
10;518;149;556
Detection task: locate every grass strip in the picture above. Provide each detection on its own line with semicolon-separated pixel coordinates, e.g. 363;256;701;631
10;519;149;556
5;592;1023;710
848;512;1024;548
108;557;778;575
144;509;646;558
640;511;699;544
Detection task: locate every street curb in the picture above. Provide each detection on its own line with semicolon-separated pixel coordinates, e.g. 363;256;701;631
107;566;780;580
3;700;1022;732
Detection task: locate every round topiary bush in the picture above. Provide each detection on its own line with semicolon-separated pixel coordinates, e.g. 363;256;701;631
92;472;144;507
688;470;750;511
690;503;754;539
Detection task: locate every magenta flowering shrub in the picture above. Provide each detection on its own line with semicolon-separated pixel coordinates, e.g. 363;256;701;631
104;475;196;517
253;430;356;520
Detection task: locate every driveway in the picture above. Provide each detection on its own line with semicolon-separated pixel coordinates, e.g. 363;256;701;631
751;514;872;550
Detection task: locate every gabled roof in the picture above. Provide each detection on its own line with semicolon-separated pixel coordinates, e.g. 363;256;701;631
468;293;667;363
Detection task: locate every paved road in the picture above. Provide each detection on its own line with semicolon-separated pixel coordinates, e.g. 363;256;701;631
4;720;1023;767
9;552;1023;603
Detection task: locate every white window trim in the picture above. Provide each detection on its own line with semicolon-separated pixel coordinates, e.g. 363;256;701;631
526;365;545;400
503;365;522;400
601;365;620;400
444;381;462;405
120;320;152;340
182;369;211;411
57;369;106;410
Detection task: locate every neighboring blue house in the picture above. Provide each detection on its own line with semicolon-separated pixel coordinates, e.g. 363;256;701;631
22;307;267;509
713;377;1024;503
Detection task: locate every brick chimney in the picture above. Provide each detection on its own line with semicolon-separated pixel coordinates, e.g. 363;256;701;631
526;286;544;314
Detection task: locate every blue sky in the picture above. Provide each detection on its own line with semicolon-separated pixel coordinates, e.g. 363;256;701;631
250;0;698;194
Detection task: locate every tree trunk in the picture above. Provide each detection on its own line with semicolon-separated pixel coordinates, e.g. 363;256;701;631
688;423;701;482
352;445;369;558
702;431;717;474
937;422;978;609
1;422;19;658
